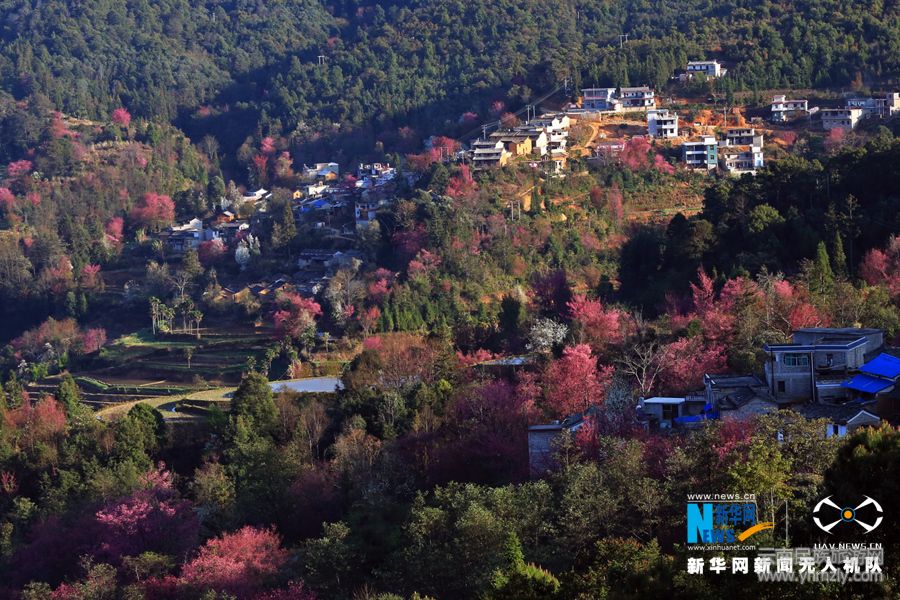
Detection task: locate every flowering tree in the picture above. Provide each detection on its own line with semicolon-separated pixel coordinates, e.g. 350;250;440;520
0;187;14;210
273;292;322;343
111;107;132;127
179;527;289;597
198;238;227;266
526;318;568;353
7;159;33;180
567;294;624;350
3;395;67;454
94;465;198;563
544;344;614;417
80;264;103;291
130;192;175;231
105;217;124;245
445;164;477;199
658;337;727;393
859;236;900;297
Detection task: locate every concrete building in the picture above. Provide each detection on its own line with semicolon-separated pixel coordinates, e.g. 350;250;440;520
471;139;510;169
685;60;726;78
527;410;594;476
619;86;657;110
647;109;679;138
719;128;764;175
682;137;718;170
794;403;881;438
581;87;620;111
822;107;864;130
763;328;885;402
771;95;809;122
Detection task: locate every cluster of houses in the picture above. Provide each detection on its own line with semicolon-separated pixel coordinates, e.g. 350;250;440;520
208;248;364;312
472;113;570;171
822;92;900;130
681;127;765;175
529;327;899;475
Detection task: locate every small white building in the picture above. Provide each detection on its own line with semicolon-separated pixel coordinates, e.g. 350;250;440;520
647;109;679;138
684;60;726;79
771;95;809;122
619;87;657;110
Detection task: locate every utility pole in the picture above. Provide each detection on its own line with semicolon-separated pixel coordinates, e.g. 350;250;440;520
619;34;629;48
482;125;489;139
317;55;326;66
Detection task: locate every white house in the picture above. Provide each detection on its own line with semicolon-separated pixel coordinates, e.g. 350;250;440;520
771;95;809;122
647;109;679;138
619;86;656;110
684;60;726;79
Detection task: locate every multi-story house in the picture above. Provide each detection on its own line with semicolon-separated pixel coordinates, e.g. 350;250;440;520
162;218;220;254
771;95;809;122
512;126;549;156
471;139;510;169
647;109;679;138
685;60;726;79
581;88;621;111
822;107;863;131
719;128;764;175
847;93;900;118
619;86;657;110
682;137;718;170
764;328;885;402
489;131;534;156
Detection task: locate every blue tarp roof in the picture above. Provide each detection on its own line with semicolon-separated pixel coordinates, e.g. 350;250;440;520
861;353;900;380
843;374;894;394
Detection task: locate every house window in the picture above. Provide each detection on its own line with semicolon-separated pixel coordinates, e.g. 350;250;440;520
777;381;786;393
783;353;810;367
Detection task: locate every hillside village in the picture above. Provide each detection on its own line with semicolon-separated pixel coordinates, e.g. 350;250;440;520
1;11;900;594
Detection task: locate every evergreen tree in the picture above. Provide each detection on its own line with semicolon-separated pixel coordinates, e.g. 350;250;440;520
231;371;278;435
832;233;848;279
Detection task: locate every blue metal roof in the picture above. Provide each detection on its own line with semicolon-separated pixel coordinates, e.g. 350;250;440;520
861;353;900;380
842;374;894;394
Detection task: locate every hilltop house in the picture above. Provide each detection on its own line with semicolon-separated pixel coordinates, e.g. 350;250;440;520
581;88;621;111
683;60;726;79
302;162;340;181
489;131;534;156
619;86;657;110
847;92;900;118
682;137;718;170
822;107;864;131
771;95;809;122
527;409;596;476
719;128;764;175
472;139;510;169
647;109;679;138
638;375;777;431
512;126;549;156
842;353;900;421
794;403;881;438
763;328;885;402
161;218;219;254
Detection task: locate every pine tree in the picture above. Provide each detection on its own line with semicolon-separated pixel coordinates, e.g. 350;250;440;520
832;233;848;279
56;374;81;414
810;241;835;296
